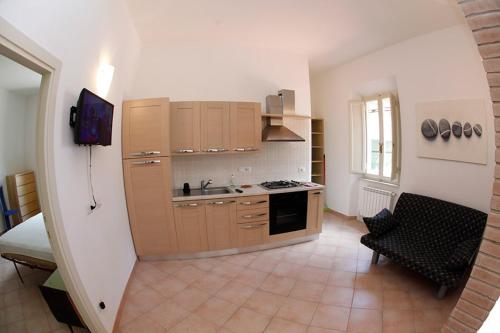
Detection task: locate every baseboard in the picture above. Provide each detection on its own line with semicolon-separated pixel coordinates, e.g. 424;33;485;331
112;259;138;333
324;207;357;220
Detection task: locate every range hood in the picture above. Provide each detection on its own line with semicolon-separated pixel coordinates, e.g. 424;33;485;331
262;89;305;142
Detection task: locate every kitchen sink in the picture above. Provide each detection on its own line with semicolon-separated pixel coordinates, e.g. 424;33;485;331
173;186;233;197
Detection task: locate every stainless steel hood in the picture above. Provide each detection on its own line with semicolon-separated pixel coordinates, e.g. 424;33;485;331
262;89;305;142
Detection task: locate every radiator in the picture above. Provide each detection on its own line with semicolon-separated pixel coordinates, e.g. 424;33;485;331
358;185;396;220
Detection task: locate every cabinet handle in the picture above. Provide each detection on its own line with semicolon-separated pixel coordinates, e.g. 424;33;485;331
175;203;200;208
234;147;256;152
130;151;160;156
240;223;267;229
204;148;228;153
241;213;267;219
313;191;322;195
208;200;236;205
240;200;267;206
175;149;195;153
131;160;161;165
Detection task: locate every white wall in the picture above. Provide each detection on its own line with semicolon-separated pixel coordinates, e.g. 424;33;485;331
130;44;312;188
0;89;39;231
0;1;141;331
311;24;494;216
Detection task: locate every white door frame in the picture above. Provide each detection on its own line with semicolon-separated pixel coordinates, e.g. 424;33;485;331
0;17;105;333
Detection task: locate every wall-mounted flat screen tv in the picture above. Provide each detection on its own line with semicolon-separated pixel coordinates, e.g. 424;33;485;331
69;88;114;146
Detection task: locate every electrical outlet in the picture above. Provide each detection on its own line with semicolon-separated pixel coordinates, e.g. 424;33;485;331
239;166;252;173
298;167;306;173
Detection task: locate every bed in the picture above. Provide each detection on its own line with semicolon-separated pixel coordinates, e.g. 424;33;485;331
1;171;56;282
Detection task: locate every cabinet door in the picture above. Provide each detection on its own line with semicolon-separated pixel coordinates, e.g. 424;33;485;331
122;98;170;159
307;190;324;235
170;102;201;154
123;157;177;256
236;221;269;247
205;199;237;250
200;102;231;153
230;102;261;152
173;201;208;253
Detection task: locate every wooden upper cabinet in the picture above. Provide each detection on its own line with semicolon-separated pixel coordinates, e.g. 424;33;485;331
307;190;324;235
205;199;237;250
122;157;177;256
230;102;262;152
173;200;208;253
170;101;201;154
122;98;170;159
200;102;231;153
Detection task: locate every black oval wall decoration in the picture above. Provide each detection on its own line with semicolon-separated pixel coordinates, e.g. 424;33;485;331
439;119;451;140
421;119;438;139
473;124;482;137
452;121;462;138
463;122;472;138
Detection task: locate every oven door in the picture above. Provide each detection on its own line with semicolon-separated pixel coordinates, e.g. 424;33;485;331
269;191;308;235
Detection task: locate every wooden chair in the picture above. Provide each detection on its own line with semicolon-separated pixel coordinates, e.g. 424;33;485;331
0;185;17;230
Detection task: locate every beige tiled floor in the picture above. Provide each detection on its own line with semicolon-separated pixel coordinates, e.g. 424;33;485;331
0;256;88;332
117;213;463;333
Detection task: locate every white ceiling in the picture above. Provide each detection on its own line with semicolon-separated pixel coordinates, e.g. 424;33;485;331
126;0;464;72
0;54;41;95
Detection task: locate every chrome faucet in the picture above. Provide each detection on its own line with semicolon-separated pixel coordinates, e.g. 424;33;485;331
201;179;213;191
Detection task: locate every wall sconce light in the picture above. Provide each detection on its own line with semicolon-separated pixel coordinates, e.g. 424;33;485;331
96;63;115;98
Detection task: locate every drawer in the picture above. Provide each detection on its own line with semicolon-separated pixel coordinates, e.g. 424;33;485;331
237;195;269;210
236;221;269;247
237;207;268;224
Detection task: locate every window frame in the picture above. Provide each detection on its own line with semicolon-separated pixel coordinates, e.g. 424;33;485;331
349;93;401;185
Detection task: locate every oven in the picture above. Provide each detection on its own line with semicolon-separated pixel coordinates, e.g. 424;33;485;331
269;191;308;235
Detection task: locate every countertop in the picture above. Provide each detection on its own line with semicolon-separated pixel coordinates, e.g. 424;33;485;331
172;183;325;202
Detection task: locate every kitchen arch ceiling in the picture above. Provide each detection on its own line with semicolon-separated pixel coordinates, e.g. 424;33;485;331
126;0;464;72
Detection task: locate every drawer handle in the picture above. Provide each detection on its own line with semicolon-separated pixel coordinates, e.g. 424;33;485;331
208;200;236;205
176;149;195;153
130;151;160;156
242;213;267;219
313;191;322;195
240;223;267;229
175;203;200;208
234;147;257;152
131;160;161;165
204;148;228;153
240;200;267;206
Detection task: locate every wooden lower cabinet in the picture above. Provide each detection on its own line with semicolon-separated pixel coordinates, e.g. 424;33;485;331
205;199;237;250
123;157;177;256
307;190;324;235
173;201;208;253
236;221;269;247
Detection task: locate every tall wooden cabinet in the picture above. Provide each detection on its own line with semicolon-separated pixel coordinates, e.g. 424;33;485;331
122;98;177;256
307;190;324;235
170;101;201;154
230;102;261;152
122;157;177;255
122;98;170;159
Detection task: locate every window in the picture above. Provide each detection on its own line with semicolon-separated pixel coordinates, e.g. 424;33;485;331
350;94;400;182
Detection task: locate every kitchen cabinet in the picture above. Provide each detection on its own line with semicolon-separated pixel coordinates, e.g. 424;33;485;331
307;190;324;235
200;102;231;153
122;157;177;256
170;101;201;154
205;199;237;250
122;98;170;159
173;200;208;253
230;102;262;152
236;221;269;247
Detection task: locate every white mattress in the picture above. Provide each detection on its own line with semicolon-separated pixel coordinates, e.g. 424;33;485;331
0;213;54;262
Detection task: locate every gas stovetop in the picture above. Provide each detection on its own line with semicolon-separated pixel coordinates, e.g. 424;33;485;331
260;180;302;190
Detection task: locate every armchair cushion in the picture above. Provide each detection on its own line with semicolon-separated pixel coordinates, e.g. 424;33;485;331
363;208;398;238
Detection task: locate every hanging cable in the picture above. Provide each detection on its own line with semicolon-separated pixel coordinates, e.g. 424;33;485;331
89;146;97;210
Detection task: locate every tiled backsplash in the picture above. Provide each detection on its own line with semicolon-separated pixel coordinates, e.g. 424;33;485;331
172;119;311;189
